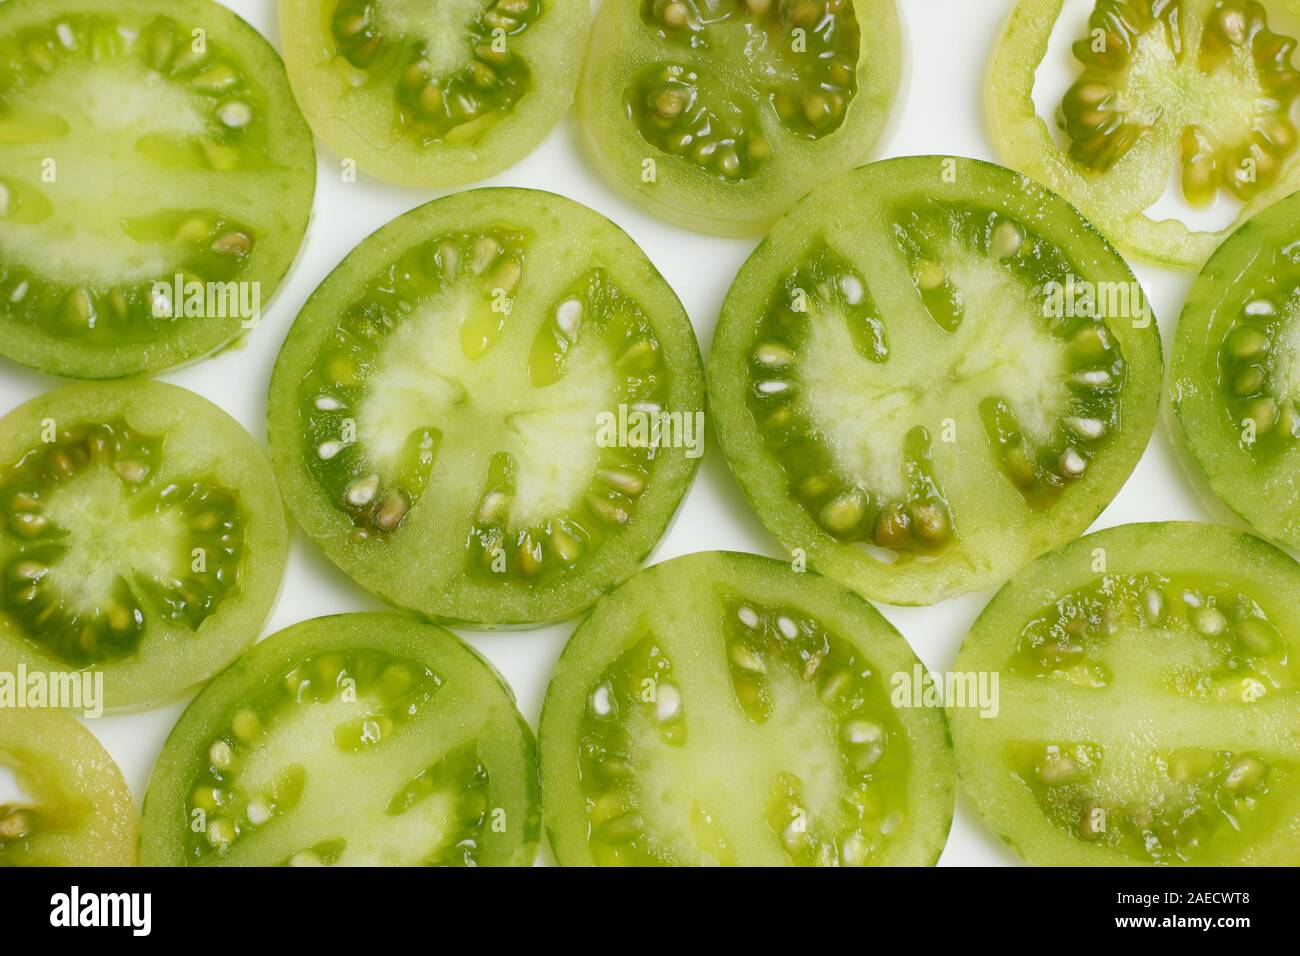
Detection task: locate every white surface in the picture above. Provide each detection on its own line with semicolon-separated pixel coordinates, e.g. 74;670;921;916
0;0;1228;866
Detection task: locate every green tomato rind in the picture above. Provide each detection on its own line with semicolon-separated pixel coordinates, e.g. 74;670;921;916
268;187;704;628
140;612;541;867
0;708;137;866
540;551;955;866
0;380;288;710
710;156;1163;606
576;0;902;237
0;0;316;379
950;522;1300;866
986;0;1300;268
278;0;588;188
1171;190;1300;548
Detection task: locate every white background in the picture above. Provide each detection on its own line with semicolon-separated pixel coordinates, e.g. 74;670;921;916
0;0;1240;865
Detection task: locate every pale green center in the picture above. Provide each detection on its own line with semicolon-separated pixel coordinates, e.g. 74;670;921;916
0;62;211;285
798;253;1069;497
40;466;184;613
359;290;616;526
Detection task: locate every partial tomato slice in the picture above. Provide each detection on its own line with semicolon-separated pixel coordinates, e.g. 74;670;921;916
140;613;540;866
576;0;902;236
710;156;1162;605
989;0;1300;267
0;708;137;866
0;381;288;709
1172;190;1300;548
278;0;587;188
951;523;1300;865
540;551;955;866
0;0;315;378
268;188;704;627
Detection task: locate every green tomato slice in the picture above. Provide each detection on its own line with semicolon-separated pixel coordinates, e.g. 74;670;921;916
0;380;288;710
710;156;1163;606
140;613;540;866
0;0;316;378
268;187;704;628
576;0;902;236
278;0;588;188
1172;190;1300;548
0;708;137;866
540;551;955;866
951;522;1300;866
988;0;1300;268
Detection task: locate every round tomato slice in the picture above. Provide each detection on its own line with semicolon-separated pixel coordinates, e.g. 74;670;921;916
268;187;704;628
951;522;1300;866
710;155;1163;606
140;613;540;866
988;0;1300;268
278;0;588;188
1;708;137;866
0;0;316;379
540;551;955;867
1172;190;1300;549
0;380;288;710
576;0;902;236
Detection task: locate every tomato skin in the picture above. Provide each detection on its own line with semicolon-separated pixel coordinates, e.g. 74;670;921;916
709;155;1163;606
576;0;902;237
950;522;1300;867
0;380;288;711
140;613;541;867
0;708;138;867
986;0;1300;268
540;550;955;867
0;0;316;379
278;0;589;188
268;187;704;628
1171;190;1300;549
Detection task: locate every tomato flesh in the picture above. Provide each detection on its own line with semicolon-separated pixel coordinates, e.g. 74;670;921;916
278;0;588;187
268;188;704;627
140;613;540;866
540;551;954;866
0;0;315;378
1172;190;1300;548
951;522;1300;866
710;156;1163;605
988;0;1300;267
0;381;288;709
0;708;137;866
576;0;902;236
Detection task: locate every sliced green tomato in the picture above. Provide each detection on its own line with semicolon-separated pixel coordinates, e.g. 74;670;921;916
710;156;1162;606
1172;190;1300;548
268;188;704;627
0;0;315;379
988;0;1300;268
0;381;287;710
951;523;1300;866
140;613;540;866
278;0;587;188
540;551;955;866
0;708;137;866
576;0;902;236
